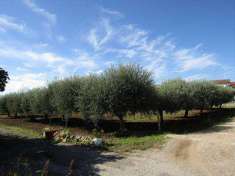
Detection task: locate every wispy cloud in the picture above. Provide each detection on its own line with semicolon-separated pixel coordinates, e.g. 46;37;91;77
0;46;64;64
56;35;66;43
86;18;176;80
87;18;113;51
0;6;229;93
22;0;56;25
184;74;208;81
3;73;47;94
100;7;124;18
84;15;222;81
174;45;217;72
0;41;99;82
0;15;25;32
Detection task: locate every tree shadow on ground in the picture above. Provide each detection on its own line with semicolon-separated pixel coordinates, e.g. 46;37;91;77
0;134;123;176
163;108;235;134
107;108;235;136
2;108;235;138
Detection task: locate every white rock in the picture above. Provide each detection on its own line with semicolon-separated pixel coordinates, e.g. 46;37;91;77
92;138;103;147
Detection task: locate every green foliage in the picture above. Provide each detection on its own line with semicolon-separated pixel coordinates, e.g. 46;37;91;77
76;75;104;120
0;64;234;132
159;79;192;113
101;64;156;118
106;134;166;152
0;67;9;92
190;80;219;110
37;88;53;117
0;95;8;114
48;77;81;116
212;86;235;107
19;91;32;116
5;93;21;117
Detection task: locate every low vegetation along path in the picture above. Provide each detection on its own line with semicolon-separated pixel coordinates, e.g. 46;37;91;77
98;117;235;176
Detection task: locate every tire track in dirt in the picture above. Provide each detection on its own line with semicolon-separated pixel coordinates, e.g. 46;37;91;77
98;117;235;176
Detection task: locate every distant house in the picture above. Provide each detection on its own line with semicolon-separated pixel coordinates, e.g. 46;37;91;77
228;82;235;89
213;79;231;87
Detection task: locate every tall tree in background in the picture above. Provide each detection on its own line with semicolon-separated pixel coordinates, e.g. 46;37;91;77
0;68;9;91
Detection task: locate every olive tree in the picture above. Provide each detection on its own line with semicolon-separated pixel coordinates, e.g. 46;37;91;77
48;77;81;125
75;75;105;128
28;89;41;115
157;79;189;130
190;80;218;114
0;95;9;115
19;91;32;117
213;86;235;108
100;64;156;131
6;93;21;117
37;88;53;120
183;81;196;117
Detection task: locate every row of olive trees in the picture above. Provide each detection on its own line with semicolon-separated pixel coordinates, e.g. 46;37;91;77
0;65;234;131
157;79;235;130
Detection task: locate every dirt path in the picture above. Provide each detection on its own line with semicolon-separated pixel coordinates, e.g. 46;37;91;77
1;116;235;175
97;117;235;176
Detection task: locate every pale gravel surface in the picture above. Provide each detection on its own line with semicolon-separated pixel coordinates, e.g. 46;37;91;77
97;117;235;176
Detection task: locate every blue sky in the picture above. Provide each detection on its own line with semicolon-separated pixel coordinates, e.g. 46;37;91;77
0;0;234;93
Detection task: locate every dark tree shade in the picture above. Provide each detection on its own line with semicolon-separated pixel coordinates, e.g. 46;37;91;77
0;68;9;91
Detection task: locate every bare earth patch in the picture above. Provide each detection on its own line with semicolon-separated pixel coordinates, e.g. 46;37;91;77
1;115;235;175
97;116;235;176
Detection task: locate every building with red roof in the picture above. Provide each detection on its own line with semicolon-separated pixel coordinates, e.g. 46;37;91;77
228;82;235;88
213;79;235;89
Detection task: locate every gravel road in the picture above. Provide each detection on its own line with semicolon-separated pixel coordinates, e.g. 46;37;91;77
97;117;235;176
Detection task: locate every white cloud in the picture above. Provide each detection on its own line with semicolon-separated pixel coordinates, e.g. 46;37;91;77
0;46;64;64
3;73;47;94
74;51;98;69
100;7;124;18
23;0;56;25
87;18;113;50
33;42;49;48
0;6;227;92
84;14;223;81
119;24;148;48
16;67;29;72
57;35;66;43
86;20;177;80
184;74;208;81
0;42;99;79
0;15;25;32
175;46;217;72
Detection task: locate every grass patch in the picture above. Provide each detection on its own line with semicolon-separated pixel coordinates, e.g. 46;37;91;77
125;110;202;122
105;133;166;153
0;123;41;138
222;102;235;108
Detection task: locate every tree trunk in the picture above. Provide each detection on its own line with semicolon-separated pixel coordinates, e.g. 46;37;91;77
210;104;214;110
7;112;10;117
118;116;126;132
44;113;49;122
158;109;164;132
184;109;189;118
14;112;17;118
200;108;203;116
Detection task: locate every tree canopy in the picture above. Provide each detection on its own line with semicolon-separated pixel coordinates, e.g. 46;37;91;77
0;68;9;92
0;65;234;132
